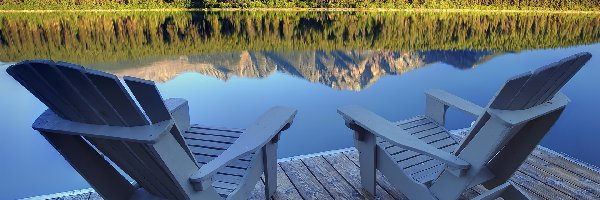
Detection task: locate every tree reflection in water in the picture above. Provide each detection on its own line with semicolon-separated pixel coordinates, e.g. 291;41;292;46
1;11;598;90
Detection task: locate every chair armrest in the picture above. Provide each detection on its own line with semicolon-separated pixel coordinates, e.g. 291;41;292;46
165;98;190;132
32;109;174;143
338;105;470;171
189;106;297;191
425;89;484;120
488;92;569;126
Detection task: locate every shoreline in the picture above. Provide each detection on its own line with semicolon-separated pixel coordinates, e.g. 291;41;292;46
1;7;599;14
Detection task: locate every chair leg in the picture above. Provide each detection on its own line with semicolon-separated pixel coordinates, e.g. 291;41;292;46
354;130;377;195
263;141;278;198
41;132;136;200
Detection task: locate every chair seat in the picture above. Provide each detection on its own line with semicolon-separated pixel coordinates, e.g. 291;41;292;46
183;125;256;198
377;116;460;185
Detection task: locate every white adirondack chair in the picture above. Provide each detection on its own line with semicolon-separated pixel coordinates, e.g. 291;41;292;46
337;52;592;200
7;60;297;200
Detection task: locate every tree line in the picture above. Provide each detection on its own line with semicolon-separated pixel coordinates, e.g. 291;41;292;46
0;11;598;64
0;0;194;10
0;0;598;10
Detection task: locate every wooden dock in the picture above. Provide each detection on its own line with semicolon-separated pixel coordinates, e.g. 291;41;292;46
27;132;600;200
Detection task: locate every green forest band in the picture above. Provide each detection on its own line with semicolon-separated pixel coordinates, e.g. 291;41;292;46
1;12;599;63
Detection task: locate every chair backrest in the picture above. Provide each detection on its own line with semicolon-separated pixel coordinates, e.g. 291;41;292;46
429;52;591;198
455;52;592;156
7;60;195;199
480;52;592;187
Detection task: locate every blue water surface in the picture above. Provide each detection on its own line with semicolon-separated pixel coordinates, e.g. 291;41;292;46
1;41;599;200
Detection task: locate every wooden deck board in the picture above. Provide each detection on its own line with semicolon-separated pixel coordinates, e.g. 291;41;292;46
324;152;397;200
520;159;598;199
248;176;266;199
272;164;304;199
279;159;334;199
526;155;600;197
531;147;600;184
302;156;363;199
38;125;600;200
512;171;571;200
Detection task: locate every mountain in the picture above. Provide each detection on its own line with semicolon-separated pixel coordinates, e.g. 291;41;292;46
111;49;497;91
419;50;497;69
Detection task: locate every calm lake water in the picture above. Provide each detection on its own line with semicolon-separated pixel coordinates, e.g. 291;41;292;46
1;11;599;199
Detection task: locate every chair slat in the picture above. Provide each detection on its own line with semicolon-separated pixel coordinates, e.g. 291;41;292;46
7;65;66;118
124;76;172;123
7;61;83;121
536;52;591;105
489;72;532;110
83;69;149;126
508;62;563;110
27;61;106;124
55;62;127;126
523;57;576;108
194;154;252;169
186;127;243;138
124;76;197;166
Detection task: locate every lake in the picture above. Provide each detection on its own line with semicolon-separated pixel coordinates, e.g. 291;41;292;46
0;11;599;199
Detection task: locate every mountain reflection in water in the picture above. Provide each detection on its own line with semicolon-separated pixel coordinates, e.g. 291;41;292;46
112;50;496;90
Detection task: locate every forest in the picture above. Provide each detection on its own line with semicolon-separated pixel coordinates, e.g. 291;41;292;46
1;11;599;64
0;0;598;10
